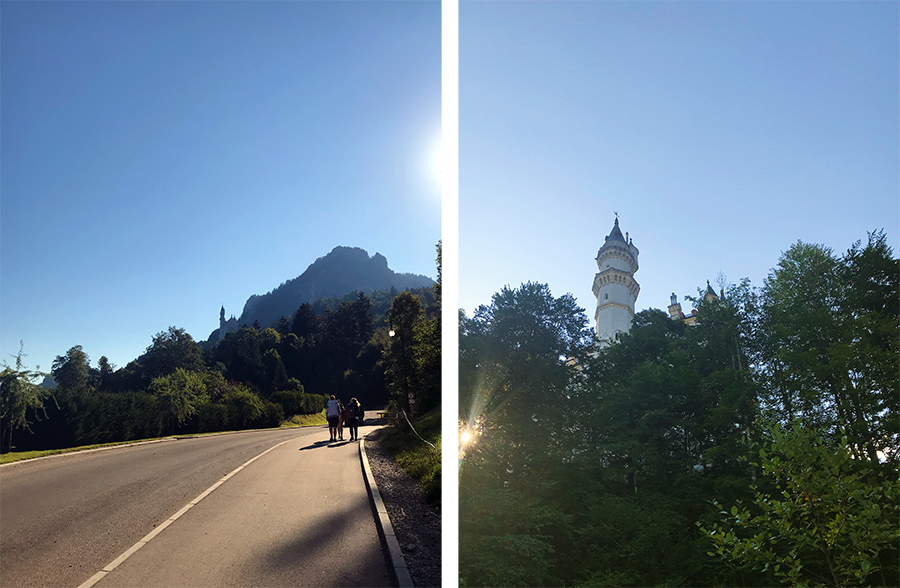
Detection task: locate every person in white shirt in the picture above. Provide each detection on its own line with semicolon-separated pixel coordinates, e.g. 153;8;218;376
325;395;341;442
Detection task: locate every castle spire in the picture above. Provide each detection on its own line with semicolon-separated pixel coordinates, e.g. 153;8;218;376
605;217;626;243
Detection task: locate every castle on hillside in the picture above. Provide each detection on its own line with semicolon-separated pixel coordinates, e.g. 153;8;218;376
592;217;719;344
218;306;238;341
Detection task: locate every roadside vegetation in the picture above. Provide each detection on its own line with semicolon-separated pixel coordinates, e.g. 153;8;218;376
376;408;442;506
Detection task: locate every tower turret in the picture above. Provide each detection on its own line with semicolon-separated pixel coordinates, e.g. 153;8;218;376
592;218;640;345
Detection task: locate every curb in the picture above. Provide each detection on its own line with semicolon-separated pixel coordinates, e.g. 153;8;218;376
360;432;415;588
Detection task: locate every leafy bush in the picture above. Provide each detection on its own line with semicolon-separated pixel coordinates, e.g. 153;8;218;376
272;388;325;417
196;402;228;433
702;423;899;587
261;400;284;428
223;385;264;429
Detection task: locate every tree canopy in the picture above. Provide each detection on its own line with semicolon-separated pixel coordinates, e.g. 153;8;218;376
460;233;898;588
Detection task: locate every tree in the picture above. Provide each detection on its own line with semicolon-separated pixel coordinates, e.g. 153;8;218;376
51;345;91;393
150;368;208;435
222;383;265;429
459;283;593;587
564;300;759;587
703;423;899;587
433;240;442;306
291;303;318;340
412;240;442;413
838;231;899;462
461;282;594;466
0;345;52;453
142;327;205;380
97;356;115;392
384;291;423;413
757;237;899;462
413;313;441;412
211;327;263;387
275;316;291;337
262;348;288;394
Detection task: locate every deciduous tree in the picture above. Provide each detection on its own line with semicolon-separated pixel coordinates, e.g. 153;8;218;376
1;345;52;452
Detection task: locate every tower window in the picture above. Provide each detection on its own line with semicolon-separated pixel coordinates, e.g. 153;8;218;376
605;294;608;300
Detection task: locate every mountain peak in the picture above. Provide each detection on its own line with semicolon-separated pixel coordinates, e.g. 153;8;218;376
212;247;433;341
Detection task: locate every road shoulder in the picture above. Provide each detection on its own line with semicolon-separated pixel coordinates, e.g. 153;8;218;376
361;430;441;588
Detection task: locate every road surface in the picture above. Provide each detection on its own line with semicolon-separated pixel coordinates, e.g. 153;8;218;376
0;421;392;588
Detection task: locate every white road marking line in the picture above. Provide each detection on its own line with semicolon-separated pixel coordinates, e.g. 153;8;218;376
77;436;299;588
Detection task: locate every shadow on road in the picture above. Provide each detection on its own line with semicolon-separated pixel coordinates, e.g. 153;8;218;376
298;440;332;451
249;484;395;586
298;439;357;450
326;440;355;448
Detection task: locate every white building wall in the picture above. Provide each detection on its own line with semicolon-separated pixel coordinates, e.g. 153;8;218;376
597;282;635;309
595;304;633;345
599;256;632;273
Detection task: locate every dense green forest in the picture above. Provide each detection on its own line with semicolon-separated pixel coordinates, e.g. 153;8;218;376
459;232;898;587
1;246;441;454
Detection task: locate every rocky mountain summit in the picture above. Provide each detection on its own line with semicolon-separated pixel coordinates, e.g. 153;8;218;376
208;246;433;341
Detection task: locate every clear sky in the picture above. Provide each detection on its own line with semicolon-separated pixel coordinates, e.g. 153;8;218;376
459;1;899;328
1;1;441;374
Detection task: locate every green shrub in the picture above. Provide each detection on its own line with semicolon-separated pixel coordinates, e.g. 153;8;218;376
262;400;284;428
196;402;228;433
224;385;264;429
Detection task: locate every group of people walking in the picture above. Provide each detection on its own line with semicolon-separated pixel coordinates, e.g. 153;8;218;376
325;396;364;442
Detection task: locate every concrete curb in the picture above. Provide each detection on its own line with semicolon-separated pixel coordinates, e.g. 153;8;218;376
360;432;415;588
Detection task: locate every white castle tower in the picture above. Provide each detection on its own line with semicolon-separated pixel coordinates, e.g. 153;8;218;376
592;218;640;345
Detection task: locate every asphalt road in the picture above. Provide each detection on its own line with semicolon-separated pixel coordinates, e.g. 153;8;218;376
0;422;392;588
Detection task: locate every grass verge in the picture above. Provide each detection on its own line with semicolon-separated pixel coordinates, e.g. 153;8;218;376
375;408;441;506
280;411;328;428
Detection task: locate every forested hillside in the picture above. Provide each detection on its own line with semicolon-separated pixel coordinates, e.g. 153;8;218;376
210;246;434;340
1;244;442;455
459;232;898;587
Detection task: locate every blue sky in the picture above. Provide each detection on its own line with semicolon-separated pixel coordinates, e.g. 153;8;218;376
2;2;441;374
459;1;898;328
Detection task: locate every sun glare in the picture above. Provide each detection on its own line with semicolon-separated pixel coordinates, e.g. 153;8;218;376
459;417;485;464
415;133;442;200
432;140;443;178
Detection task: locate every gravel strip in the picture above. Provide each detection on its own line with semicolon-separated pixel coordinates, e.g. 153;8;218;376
365;429;442;588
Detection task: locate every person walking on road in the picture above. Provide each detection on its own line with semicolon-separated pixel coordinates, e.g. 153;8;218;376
337;400;347;441
346;398;363;441
325;395;341;442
